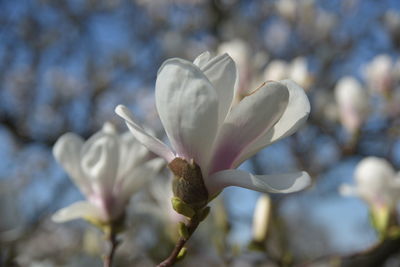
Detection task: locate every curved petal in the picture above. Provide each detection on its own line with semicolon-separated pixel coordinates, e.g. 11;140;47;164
206;169;311;196
115;105;175;162
155;58;219;172
209;82;289;173
52;201;102;223
53;133;91;196
233;80;310;167
200;53;237;123
193;51;211;68
80;131;119;196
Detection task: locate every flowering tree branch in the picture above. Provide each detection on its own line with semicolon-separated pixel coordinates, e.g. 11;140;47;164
157;218;200;267
103;229;120;267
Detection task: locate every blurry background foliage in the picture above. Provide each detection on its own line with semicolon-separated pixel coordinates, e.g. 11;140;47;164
0;0;400;266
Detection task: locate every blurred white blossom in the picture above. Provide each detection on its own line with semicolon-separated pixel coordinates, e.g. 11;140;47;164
116;52;311;200
264;57;313;90
275;0;296;21
263;60;288;82
363;54;395;94
334;76;369;134
252;194;272;243
52;123;164;224
340;157;400;209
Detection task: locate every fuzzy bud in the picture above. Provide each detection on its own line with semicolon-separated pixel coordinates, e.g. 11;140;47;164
168;157;209;211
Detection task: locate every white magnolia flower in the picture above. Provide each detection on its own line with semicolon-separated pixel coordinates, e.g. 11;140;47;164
264;60;288;82
363;54;394;94
52;123;164;223
334;76;369;134
115;52;311;199
340;157;400;209
264;58;312;90
289;57;313;90
275;0;297;21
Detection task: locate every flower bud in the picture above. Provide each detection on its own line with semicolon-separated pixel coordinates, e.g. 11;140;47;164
252;194;272;243
169;157;209;211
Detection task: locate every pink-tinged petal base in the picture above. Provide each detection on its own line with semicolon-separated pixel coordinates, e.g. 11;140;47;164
209;81;289;174
233;80;310;168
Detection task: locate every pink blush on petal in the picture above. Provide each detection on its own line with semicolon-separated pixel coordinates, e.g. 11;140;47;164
209;143;243;175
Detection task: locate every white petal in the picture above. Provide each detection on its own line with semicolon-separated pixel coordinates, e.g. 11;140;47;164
193;51;211;68
209;82;289;174
233;80;310;167
156;58;219;171
53;133;91;196
206;169;311;197
200;53;237;123
115;105;175;162
52;201;102;222
118;158;165;201
101;122;117;134
116;131;150;181
80;131;119;195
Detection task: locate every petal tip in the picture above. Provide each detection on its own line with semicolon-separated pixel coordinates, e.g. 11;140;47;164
115;104;128;117
52;133;80;161
299;171;312;189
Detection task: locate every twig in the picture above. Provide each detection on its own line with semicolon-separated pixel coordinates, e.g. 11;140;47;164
103;230;120;267
157;219;200;267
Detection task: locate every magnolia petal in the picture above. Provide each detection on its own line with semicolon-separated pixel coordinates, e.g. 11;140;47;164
80;131;119;196
52;201;102;223
53;133;92;196
193;51;211;68
233;80;310;167
116;131;150;181
118;158;165;202
209;82;289;173
156;58;219;171
200;53;237;123
115;105;175;162
206;169;311;196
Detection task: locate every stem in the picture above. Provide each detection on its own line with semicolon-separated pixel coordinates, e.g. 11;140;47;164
103;230;120;267
157;219;200;267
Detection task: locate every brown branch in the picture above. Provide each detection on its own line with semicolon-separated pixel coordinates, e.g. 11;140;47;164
103;231;120;267
340;226;400;267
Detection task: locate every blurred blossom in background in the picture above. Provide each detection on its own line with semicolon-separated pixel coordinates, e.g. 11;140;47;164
1;0;400;266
